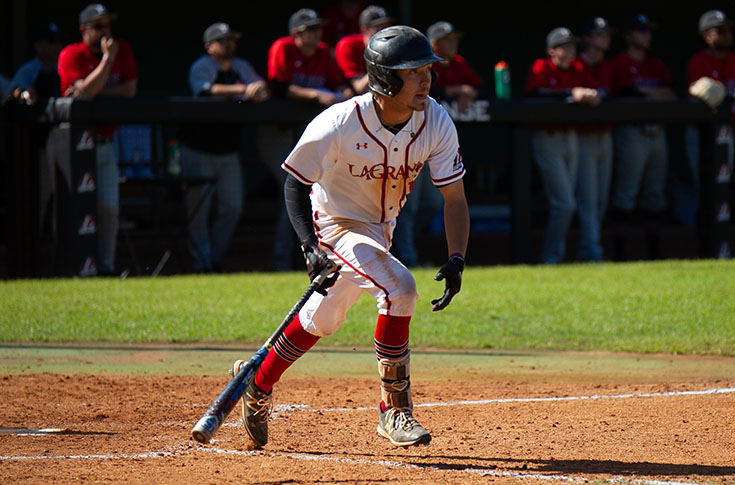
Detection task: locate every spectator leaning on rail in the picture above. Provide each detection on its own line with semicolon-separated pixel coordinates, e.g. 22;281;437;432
335;5;394;94
574;16;615;262
678;10;735;227
608;14;676;261
257;8;354;271
524;27;602;264
177;22;269;274
426;21;484;115
57;3;138;276
7;22;63;257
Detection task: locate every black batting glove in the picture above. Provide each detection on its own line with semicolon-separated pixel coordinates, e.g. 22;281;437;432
302;242;340;295
431;254;465;311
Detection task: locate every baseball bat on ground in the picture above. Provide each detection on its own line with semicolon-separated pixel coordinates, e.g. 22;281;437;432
191;261;338;444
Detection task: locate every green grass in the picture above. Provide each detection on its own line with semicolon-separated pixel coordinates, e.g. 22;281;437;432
1;260;733;355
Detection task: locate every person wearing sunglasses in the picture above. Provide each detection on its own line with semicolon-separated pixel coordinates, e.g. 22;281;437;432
257;8;354;271
677;10;735;227
57;3;138;276
608;13;676;261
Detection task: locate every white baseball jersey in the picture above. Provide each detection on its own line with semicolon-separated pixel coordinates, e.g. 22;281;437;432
282;92;465;224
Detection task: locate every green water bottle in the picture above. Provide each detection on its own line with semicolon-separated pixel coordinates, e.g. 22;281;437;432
494;61;511;100
167;139;182;177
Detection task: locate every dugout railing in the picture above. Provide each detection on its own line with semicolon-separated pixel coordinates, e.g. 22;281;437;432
2;96;733;277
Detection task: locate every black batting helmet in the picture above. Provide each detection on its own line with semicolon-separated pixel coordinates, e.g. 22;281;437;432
364;25;442;97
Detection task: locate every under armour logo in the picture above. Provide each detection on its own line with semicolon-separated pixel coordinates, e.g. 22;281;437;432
356;142;368;150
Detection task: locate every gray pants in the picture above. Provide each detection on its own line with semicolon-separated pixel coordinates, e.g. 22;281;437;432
577;130;613;262
181;145;243;272
532;129;579;264
611;125;668;213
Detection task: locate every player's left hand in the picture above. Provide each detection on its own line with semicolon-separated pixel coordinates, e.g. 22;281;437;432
302;242;340;296
431;254;465;311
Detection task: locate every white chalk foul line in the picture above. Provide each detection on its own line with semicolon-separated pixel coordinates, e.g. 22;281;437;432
199;447;702;485
267;387;735;414
2;387;731;484
0;445;705;485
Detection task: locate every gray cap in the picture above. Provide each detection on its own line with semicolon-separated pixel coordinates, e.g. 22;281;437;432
546;27;578;48
699;10;730;33
359;5;393;28
79;3;117;25
427;21;463;42
203;22;241;44
581;17;613;36
289;8;328;33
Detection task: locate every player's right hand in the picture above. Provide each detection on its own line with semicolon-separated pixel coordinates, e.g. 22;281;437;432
101;36;118;60
302;242;339;295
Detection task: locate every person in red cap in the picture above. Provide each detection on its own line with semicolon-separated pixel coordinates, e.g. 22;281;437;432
335;5;394;94
57;3;138;276
257;8;353;271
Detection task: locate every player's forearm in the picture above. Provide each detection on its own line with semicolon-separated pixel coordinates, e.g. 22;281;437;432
287;84;321;102
441;183;470;258
284;174;317;246
72;55;115;98
209;83;245;98
99;79;137;98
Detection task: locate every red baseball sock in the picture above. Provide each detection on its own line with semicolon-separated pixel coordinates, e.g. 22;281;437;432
374;314;411;360
254;315;320;393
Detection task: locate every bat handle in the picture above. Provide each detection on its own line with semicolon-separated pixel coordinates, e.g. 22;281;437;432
312;260;339;286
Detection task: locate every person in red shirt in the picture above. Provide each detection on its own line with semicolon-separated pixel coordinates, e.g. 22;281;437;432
678;10;735;226
608;14;676;260
335;5;393;94
258;8;354;271
56;3;138;276
427;21;485;114
575;16;614;262
524;27;601;264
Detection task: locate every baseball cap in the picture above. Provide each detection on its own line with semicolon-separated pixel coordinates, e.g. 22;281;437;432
698;10;731;33
34;22;61;43
79;3;117;25
546;27;578;49
622;13;655;33
203;22;241;44
289;8;328;33
427;21;463;42
359;5;393;28
581;17;613;36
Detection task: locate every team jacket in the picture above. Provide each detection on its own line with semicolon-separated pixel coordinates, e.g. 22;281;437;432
267;36;345;96
609;52;671;96
687;49;735;93
282;92;465;224
335;33;366;80
524;57;597;130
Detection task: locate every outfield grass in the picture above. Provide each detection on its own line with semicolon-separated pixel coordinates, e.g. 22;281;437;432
1;260;733;355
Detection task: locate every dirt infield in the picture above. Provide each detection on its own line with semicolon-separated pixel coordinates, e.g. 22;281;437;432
2;370;735;484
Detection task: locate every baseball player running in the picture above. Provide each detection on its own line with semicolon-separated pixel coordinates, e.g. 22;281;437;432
232;25;469;449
